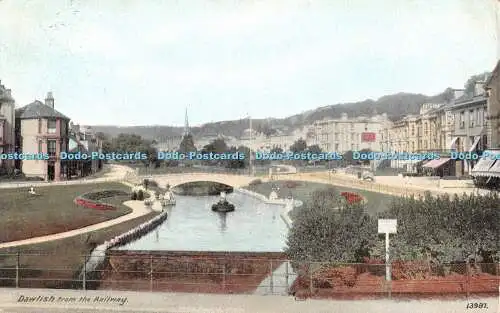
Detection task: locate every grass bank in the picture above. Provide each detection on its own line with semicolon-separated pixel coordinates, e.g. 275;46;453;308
243;180;394;219
0;211;160;289
0;182;133;242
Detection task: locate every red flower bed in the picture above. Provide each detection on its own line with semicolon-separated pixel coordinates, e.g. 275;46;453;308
340;191;363;204
74;197;117;211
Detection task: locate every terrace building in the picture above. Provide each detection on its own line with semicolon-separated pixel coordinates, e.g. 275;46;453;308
67;124;103;178
448;84;488;176
0;81;16;173
485;60;500;149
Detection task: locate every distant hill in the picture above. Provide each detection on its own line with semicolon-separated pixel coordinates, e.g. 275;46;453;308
91;89;454;140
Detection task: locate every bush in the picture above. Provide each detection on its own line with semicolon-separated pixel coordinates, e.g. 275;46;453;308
149;180;159;188
379;192;500;263
286;187;376;263
248;179;262;186
137;190;144;201
131;192;137;200
313;266;358;288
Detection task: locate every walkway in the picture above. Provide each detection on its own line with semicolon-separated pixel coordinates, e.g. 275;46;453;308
0;289;496;313
0;199;152;249
0;164;132;189
286;172;490;197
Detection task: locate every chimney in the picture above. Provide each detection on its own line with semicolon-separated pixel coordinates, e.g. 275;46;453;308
474;81;485;97
45;92;54;108
453;89;465;100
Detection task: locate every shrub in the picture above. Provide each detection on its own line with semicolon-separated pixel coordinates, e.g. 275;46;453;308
131;192;137;200
137;190;144;201
248;179;262;186
148;180;159;188
313;266;358;288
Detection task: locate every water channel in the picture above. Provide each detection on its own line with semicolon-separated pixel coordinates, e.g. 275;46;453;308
114;190;288;252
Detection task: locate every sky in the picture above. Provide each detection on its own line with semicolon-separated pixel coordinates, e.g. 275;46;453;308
0;0;498;127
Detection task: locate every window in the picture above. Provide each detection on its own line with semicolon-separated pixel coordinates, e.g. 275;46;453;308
48;119;57;134
38;140;42;154
469;110;474;127
477;109;483;127
47;140;57;156
38;119;42;133
459;111;465;129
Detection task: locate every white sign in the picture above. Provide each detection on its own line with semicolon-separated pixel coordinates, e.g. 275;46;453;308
378;219;397;234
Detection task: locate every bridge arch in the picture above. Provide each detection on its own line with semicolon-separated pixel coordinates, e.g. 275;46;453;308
142;173;257;189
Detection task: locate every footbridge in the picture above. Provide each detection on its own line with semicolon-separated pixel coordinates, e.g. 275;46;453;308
138;173;259;188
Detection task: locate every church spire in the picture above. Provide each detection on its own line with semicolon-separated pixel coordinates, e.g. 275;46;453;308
184;107;190;136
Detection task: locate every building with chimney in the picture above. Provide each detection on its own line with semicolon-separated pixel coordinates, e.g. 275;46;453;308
15;92;70;181
0;81;16;173
67;123;103;177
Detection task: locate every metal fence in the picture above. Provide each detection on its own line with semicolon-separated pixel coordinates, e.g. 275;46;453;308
0;253;498;298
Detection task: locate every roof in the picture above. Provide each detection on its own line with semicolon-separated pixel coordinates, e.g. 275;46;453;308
15;100;70;120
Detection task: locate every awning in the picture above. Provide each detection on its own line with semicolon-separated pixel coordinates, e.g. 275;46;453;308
468;136;481;152
489;160;500;173
422;157;450;169
471;158;496;175
449;137;459;149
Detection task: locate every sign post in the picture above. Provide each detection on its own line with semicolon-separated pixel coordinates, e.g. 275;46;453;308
378;219;397;283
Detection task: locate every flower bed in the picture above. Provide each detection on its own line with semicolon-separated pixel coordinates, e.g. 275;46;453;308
74;197;117;210
74;190;129;211
341;191;364;204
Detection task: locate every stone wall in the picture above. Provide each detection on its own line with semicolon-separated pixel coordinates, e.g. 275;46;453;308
99;251;287;293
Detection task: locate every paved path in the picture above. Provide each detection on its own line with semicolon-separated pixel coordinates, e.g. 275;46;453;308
286;172;489;197
0;289;496;313
0;199;152;249
0;164;132;189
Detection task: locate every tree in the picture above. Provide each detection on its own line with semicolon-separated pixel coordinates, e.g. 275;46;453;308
270;145;283;154
464;72;491;96
178;134;196;154
289;138;307;153
226;145;249;169
307;144;322;154
342;150;360;166
203;138;228;154
286;187;376;263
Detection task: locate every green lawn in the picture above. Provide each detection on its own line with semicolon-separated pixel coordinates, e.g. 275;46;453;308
0;211;160;289
243;180;395;219
0;182;134;242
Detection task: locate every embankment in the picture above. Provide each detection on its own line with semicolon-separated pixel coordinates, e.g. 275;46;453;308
80;209;169;288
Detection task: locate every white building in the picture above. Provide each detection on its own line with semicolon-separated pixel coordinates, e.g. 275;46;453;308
312;113;391;152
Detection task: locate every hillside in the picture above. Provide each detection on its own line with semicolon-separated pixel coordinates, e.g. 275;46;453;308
91;90;454;140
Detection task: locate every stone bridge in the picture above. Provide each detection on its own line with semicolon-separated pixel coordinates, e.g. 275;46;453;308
139;173;259;188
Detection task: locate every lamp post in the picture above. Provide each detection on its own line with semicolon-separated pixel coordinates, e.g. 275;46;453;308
248;115;255;176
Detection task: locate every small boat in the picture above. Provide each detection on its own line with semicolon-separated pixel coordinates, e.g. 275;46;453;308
161;190;176;206
211;200;235;212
